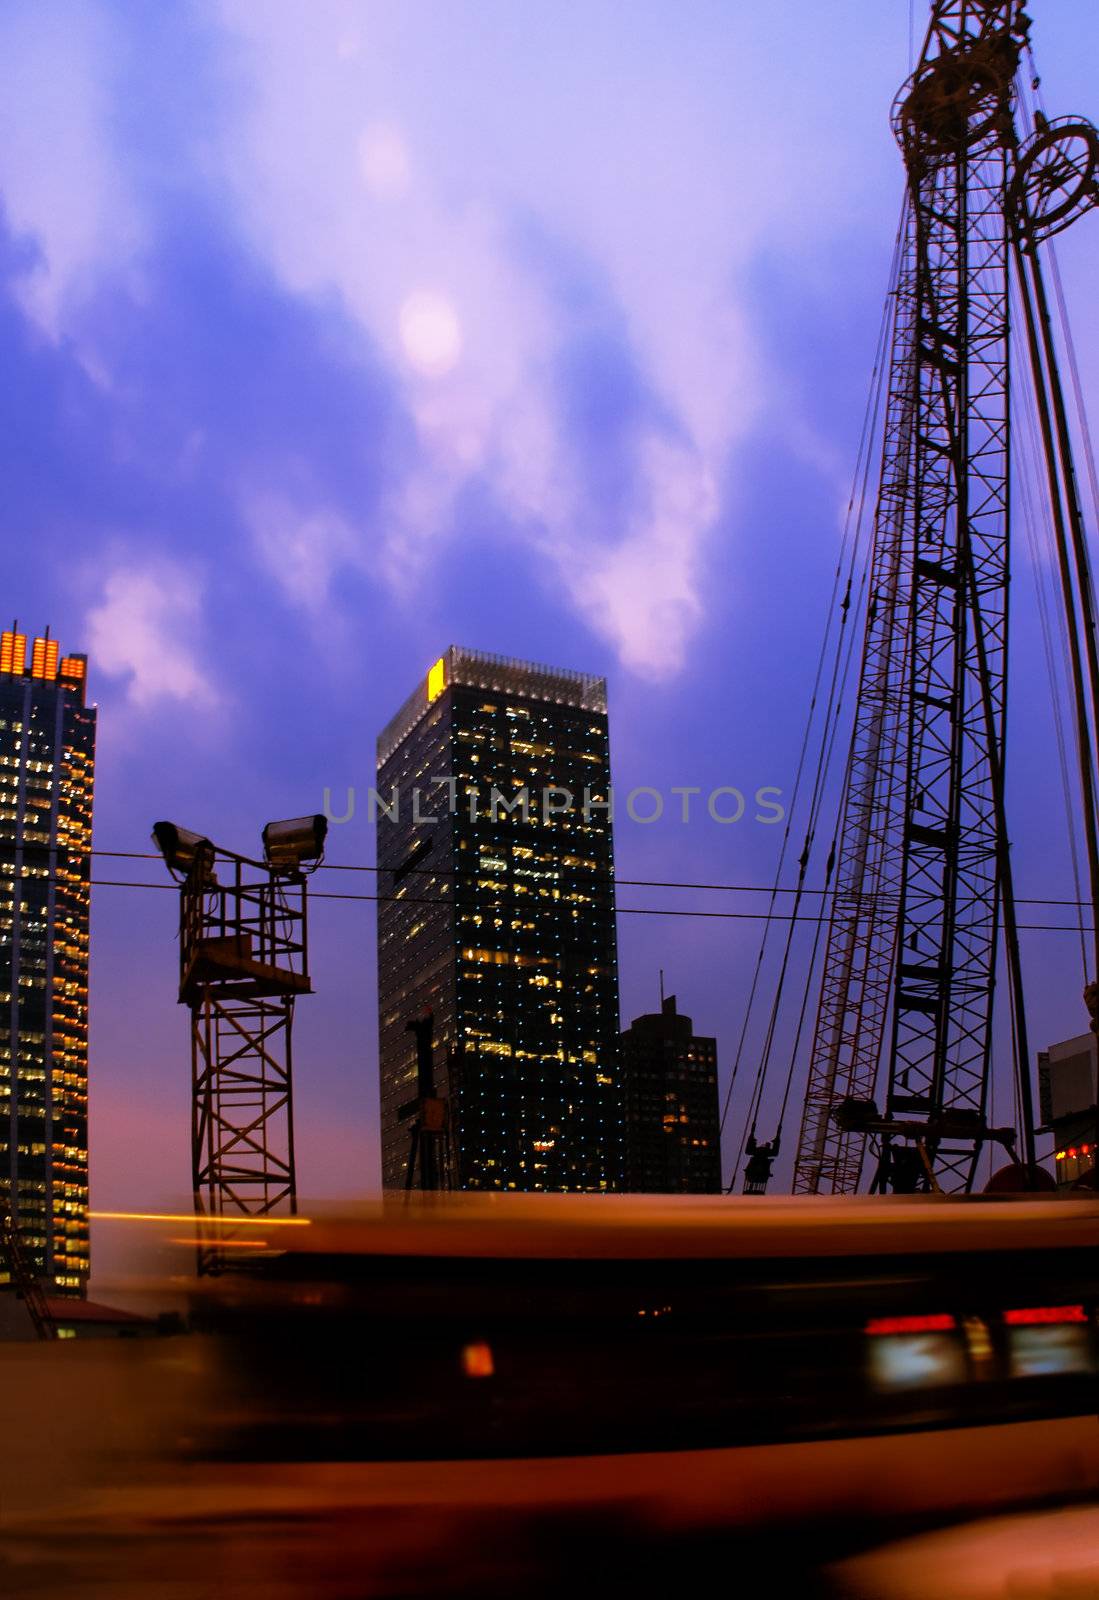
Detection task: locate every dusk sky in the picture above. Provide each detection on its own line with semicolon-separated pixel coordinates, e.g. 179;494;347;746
2;1;1098;1286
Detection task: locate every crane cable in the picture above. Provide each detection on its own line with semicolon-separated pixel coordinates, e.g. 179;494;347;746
1026;36;1099;573
718;210;902;1149
732;511;875;1187
1012;293;1089;981
722;212;904;1185
1017;57;1099;985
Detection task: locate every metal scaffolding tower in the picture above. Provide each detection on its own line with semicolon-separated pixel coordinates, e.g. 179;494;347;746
794;1;1099;1193
155;818;324;1271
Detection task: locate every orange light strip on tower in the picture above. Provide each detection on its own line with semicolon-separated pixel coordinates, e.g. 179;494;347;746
59;655;86;682
31;636;59;680
1;631;27;674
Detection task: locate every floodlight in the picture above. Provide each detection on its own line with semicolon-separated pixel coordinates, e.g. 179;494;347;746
151;821;217;885
262;814;328;874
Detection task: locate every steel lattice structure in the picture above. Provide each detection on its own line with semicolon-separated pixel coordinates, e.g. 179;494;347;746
177;850;311;1272
793;214;921;1195
794;0;1099;1193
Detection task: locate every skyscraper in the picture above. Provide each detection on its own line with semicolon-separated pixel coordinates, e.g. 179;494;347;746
0;626;95;1294
621;993;721;1193
376;647;622;1192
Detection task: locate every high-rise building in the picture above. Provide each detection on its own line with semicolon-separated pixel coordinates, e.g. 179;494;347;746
376;647;622;1192
621;993;721;1193
0;626;95;1294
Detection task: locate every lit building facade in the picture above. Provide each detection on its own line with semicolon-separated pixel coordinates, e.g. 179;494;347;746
376;647;623;1191
621;993;721;1193
1038;1032;1097;1189
0;627;95;1294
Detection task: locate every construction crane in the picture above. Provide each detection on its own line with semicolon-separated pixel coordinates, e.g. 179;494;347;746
789;0;1099;1194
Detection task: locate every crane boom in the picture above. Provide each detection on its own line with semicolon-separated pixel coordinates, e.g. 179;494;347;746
794;0;1099;1193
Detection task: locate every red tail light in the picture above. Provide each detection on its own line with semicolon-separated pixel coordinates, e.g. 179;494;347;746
866;1313;955;1336
1003;1305;1087;1326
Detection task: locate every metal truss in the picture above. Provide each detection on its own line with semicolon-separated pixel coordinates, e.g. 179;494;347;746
793;213;919;1194
192;993;296;1216
178;854;311;1272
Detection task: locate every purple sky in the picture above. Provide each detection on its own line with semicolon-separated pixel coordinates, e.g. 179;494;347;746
1;2;1097;1288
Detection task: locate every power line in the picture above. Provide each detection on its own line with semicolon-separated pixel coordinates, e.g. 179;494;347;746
10;844;1099;912
78;874;1096;932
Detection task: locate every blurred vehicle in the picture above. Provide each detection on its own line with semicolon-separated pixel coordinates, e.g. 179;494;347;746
192;1194;1099;1526
2;1193;1097;1597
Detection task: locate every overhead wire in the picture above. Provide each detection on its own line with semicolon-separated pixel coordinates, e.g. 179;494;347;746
27;871;1095;933
6;840;1099;909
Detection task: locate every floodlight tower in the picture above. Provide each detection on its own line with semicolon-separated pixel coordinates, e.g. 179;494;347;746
153;816;327;1272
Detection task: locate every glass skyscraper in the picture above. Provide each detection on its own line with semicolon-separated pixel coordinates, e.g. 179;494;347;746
376;647;623;1192
0;626;95;1294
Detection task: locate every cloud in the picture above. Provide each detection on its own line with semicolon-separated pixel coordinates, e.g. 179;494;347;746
0;2;142;348
84;559;220;712
398;290;463;377
242;491;361;616
357;122;412;199
0;0;916;686
569;436;714;680
205;0;800;679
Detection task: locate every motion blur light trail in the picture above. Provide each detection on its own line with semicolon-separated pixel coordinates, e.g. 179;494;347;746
88;1211;312;1227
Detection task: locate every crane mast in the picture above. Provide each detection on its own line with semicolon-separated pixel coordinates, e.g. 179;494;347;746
794;0;1099;1193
